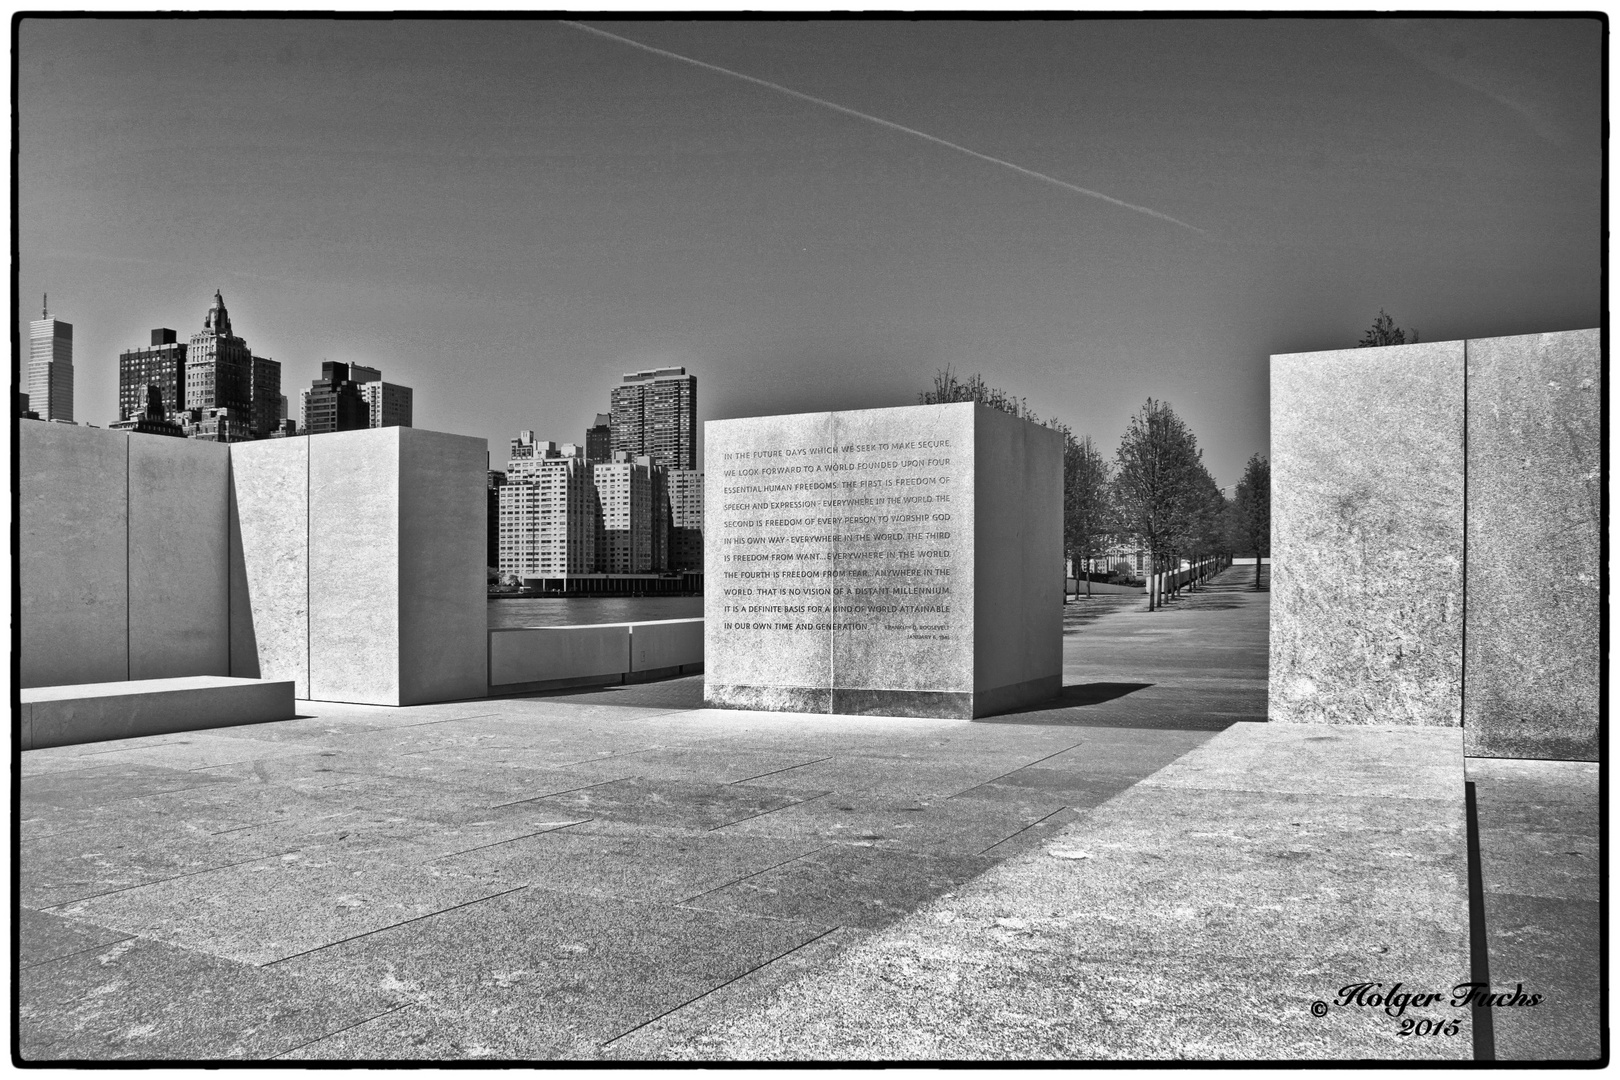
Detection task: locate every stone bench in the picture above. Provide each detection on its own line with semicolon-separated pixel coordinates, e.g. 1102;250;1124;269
20;676;297;750
488;618;703;695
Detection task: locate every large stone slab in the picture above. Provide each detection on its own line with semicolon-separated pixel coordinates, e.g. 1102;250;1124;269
1463;330;1600;760
21;676;295;750
704;402;1061;719
229;437;309;693
19;422;129;688
1269;342;1465;726
128;434;230;681
308;428;487;706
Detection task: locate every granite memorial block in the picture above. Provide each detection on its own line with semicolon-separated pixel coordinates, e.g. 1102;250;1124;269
1269;341;1466;727
308;427;488;706
128;434;231;681
704;402;1062;719
1464;330;1600;760
229;436;310;693
18;422;133;687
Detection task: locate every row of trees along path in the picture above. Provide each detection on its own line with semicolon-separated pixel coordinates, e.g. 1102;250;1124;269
919;369;1270;611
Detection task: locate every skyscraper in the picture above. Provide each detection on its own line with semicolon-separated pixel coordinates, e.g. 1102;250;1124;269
609;367;696;470
250;355;283;440
594;452;656;573
301;361;368;434
119;328;186;422
186;290;252;426
28;297;73;422
667;469;704;572
585;413;612;464
498;440;599;579
359;380;413;428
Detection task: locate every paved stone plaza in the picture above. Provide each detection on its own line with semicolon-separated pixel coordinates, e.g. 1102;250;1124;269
17;567;1593;1061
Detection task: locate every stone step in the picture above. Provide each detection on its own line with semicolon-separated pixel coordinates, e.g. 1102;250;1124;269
21;676;296;750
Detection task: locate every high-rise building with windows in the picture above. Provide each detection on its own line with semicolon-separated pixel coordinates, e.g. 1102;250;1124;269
359;380;413;428
250;355;282;440
301;361;369;434
609;367;696;470
498;442;599;579
667;469;704;571
585;413;612;463
119;328;186;422
594;452;656;573
28;297;74;423
186;291;253;426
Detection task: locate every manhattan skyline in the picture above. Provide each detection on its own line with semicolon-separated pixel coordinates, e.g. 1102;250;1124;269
17;16;1602;485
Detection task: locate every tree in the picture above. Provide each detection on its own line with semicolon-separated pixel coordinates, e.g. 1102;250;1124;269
1063;434;1111;599
1358;309;1420;347
1111;399;1204;611
1228;453;1270;590
1178;464;1230;589
919;367;1047;425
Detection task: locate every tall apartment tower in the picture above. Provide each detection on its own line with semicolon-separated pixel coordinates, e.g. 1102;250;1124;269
667;469;705;572
186;290;253;430
585;413;612;463
498;441;599;579
301;361;368;434
359;380;413;428
594;452;657;573
28;297;74;422
249;355;282;439
119;328;187;421
609;367;696;470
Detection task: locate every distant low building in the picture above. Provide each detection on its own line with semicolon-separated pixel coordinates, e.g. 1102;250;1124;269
110;384;186;439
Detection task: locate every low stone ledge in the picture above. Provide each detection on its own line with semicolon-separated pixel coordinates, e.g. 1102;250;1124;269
20;676;297;750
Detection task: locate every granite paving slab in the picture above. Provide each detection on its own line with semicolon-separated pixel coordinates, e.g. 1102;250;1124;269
519;775;816;831
1475;829;1599;903
18;934;402;1061
18;907;134;970
651;722;1469;1060
1481;893;1601;1062
602;926;873;1060
436;829;827;903
682;845;1000;930
27;732;326;772
21;761;239;810
1140;724;1461;799
740;754;1036;797
51;849;523;966
21;819;302;909
273;888;828;1060
711;790;1069;856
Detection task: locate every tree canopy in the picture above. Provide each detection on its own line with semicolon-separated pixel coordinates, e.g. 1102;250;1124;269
1227;452;1270;589
1358;309;1420;347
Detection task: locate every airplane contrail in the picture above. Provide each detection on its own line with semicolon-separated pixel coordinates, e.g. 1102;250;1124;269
559;21;1207;236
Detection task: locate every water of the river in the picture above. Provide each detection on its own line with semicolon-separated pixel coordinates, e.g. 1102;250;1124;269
487;595;704;629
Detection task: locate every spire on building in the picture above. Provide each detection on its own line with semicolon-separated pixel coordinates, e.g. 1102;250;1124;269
42;293;47;318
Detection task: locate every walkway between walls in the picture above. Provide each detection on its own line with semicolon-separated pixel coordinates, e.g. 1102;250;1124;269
640;722;1473;1061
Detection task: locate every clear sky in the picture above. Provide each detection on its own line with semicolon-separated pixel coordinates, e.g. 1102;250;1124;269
17;16;1602;487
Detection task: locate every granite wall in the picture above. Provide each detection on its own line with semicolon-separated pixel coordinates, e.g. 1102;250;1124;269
20;422;488;706
1271;329;1601;761
20;423;234;688
704;402;1061;719
234;427;489;706
1464;330;1601;760
1270;342;1466;728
